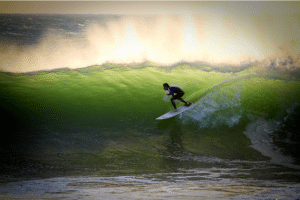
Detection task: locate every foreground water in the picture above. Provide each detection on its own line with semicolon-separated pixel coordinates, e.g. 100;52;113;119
1;171;300;200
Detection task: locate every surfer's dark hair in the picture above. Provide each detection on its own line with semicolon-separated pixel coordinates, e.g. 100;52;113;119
163;83;170;88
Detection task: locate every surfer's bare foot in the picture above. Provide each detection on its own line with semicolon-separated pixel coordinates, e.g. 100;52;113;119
184;102;191;107
172;109;178;112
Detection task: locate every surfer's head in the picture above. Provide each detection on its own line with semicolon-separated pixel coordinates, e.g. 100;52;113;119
163;83;170;90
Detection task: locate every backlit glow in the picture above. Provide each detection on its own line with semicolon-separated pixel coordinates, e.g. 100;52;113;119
0;1;299;72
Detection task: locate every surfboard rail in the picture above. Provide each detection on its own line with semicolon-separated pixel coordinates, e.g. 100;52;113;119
156;103;194;120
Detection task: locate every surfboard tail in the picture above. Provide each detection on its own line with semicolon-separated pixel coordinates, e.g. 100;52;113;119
156;103;194;120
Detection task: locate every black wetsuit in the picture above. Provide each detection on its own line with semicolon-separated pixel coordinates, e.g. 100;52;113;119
167;87;187;109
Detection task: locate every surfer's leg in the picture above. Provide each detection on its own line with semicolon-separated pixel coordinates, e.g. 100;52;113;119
170;97;177;109
177;95;191;106
179;98;190;106
178;97;187;104
176;93;188;105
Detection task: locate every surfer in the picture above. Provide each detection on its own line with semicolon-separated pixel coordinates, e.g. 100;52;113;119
163;83;191;112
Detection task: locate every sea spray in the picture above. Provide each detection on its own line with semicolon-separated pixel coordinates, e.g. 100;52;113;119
181;83;243;129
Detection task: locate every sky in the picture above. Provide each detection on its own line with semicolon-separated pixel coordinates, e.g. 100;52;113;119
1;1;299;15
0;1;300;72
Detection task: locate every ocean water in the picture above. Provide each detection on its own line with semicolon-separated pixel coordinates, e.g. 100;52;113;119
1;14;300;199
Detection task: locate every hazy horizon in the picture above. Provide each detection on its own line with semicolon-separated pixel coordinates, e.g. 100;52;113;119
1;2;299;15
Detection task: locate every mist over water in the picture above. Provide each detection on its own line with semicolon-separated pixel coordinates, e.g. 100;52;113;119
0;14;299;73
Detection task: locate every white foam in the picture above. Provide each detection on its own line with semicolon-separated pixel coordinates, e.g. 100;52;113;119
243;118;296;167
1;175;300;199
181;85;243;128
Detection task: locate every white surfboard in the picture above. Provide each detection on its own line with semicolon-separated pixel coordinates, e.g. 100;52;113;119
156;103;194;120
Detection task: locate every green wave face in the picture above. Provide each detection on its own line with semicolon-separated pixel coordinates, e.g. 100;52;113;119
1;64;299;175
